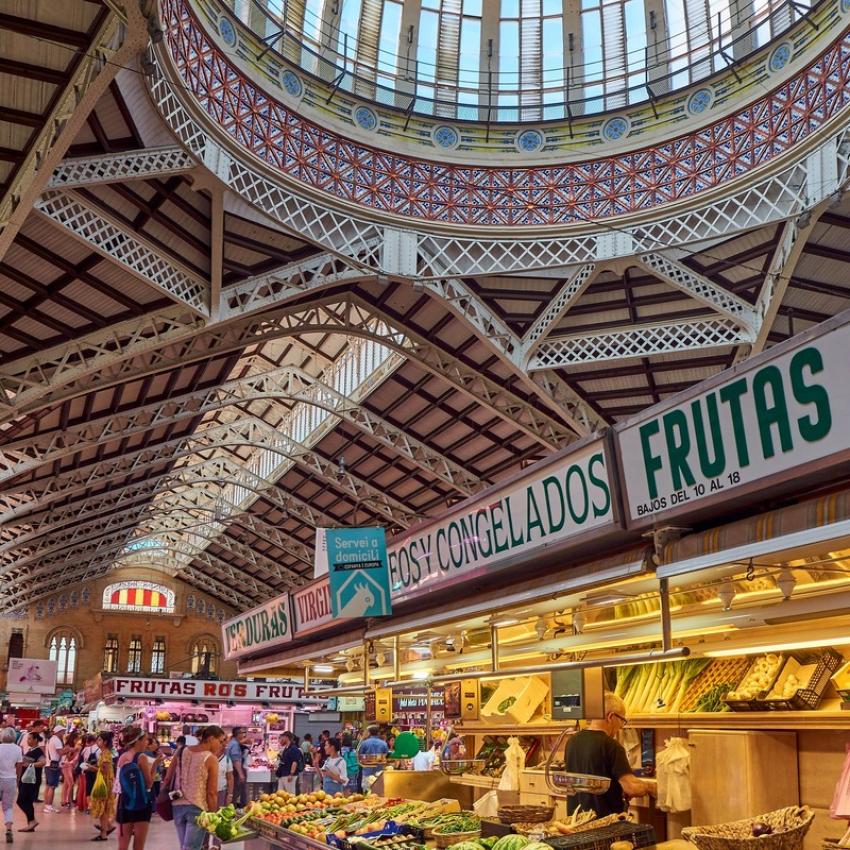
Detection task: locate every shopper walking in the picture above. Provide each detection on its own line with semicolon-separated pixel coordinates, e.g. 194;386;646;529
77;734;98;812
165;725;224;850
42;725;64;814
15;732;44;834
0;728;22;842
60;730;81;808
225;728;247;809
357;726;388;791
115;726;154;850
90;731;117;841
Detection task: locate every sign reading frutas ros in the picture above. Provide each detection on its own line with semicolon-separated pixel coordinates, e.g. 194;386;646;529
617;318;845;524
388;439;613;600
221;594;291;660
328;526;391;618
104;676;317;704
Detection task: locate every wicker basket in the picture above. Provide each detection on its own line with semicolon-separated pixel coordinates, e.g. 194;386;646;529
434;830;482;848
498;805;555;824
682;806;815;850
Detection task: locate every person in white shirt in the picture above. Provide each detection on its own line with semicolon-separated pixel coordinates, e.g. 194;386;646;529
412;741;438;772
0;727;23;840
217;749;234;808
43;726;65;813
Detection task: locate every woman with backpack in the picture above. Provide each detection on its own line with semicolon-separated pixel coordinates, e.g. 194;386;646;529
115;726;155;850
341;735;359;796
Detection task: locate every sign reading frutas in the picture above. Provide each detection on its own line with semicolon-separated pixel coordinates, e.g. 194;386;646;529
328;526;391;618
221;594;291;660
618;318;845;524
388;440;613;601
103;676;321;704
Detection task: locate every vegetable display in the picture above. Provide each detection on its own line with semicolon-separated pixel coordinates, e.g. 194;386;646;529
196;804;253;841
727;655;783;701
616;659;711;713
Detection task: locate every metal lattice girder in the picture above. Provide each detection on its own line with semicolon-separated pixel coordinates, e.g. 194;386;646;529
636;253;758;330
521;265;599;357
1;417;420;527
35;189;210;316
0;306;206;421
529;318;753;368
4;294;573;448
420;273;606;437
220;240;383;320
48;146;197;189
0;361;479;496
148;56;387;270
0;4;149;265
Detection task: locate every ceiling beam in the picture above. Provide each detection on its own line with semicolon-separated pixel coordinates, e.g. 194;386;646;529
48;146;196;189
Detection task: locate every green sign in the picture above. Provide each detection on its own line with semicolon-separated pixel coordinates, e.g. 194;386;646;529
328;527;391;618
617;315;848;525
221;594;292;660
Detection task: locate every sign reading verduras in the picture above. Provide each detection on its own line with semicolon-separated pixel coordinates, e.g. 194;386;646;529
103;676;316;704
221;595;291;660
617;313;850;526
389;438;615;602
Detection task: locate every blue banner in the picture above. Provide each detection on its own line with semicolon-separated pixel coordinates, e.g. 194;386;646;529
327;526;391;618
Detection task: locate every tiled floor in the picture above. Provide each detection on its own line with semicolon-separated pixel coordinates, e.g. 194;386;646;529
4;805;178;849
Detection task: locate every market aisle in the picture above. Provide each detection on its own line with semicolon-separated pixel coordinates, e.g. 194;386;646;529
8;807;178;849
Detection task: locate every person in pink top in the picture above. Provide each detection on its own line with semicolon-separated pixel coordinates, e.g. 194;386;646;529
162;726;224;850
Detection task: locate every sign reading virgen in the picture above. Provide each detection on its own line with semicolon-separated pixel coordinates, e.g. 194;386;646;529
618;324;847;522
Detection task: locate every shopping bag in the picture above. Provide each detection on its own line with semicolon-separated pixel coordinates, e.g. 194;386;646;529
498;736;524;792
91;769;108;800
473;790;499;818
21;764;36;784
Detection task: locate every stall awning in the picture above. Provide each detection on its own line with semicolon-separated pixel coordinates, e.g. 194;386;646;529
658;486;850;581
237;628;364;677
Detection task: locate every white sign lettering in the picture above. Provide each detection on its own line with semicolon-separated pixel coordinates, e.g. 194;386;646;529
104;677;321;704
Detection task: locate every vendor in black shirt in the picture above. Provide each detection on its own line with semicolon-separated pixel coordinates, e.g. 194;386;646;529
565;692;653;817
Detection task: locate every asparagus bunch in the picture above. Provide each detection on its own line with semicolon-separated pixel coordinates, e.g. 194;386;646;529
616;659;711;714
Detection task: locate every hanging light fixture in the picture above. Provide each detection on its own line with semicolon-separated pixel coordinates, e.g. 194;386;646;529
717;581;736;611
336;456;347;480
777;568;796;601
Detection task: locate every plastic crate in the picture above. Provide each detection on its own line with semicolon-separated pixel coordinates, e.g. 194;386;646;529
764;649;843;710
544;822;656;850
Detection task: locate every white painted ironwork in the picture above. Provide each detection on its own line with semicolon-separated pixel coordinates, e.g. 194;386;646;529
48;146;196;189
35;189;210;316
637;252;758;330
529;317;752;368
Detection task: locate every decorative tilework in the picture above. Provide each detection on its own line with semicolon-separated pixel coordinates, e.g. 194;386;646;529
687;88;714;115
432;125;460;149
769;42;793;73
163;0;850;227
354;106;378;131
601;116;631;141
218;15;237;48
281;70;303;98
516;129;544;152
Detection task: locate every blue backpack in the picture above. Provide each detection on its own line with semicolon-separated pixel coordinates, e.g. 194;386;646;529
119;753;149;812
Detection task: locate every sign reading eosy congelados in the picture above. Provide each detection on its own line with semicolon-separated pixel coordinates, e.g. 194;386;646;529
388;438;614;602
617;313;850;526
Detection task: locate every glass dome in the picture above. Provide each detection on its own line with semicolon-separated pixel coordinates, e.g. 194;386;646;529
226;0;812;121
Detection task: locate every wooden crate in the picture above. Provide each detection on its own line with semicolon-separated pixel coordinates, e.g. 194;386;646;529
679;658;750;712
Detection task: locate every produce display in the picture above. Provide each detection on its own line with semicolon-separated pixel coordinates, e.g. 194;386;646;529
726;655;783;701
511;808;596;836
616;659;711;713
196;803;253;841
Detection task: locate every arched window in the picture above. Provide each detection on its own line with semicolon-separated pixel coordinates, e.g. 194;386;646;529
127;636;143;674
103;636;119;674
151;637;166;675
102;581;175;613
49;632;77;685
190;638;219;675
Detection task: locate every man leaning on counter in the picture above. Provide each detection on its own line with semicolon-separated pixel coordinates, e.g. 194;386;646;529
565;692;656;817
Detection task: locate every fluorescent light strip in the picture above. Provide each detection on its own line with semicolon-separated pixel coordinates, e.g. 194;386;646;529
705;636;850;657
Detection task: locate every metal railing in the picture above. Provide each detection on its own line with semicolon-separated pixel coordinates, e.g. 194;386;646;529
217;0;823;124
